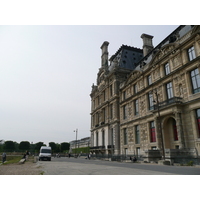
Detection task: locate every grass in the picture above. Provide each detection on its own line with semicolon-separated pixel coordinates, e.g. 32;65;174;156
1;156;23;165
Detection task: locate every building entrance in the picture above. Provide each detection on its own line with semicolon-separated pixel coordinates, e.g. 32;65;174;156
163;117;178;149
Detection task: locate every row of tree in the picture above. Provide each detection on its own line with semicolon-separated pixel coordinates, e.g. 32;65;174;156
0;140;70;154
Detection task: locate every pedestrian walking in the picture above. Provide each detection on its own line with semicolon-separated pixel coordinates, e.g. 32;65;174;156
2;152;6;163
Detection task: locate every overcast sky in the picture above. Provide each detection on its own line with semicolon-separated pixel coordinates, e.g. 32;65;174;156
0;25;179;145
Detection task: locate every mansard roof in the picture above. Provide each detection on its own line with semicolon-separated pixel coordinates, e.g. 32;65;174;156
109;45;143;61
135;25;195;70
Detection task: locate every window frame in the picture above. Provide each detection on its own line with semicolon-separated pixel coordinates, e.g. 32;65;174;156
148;92;154;110
147;75;152;85
164;62;170;75
134;84;138;94
190;68;200;94
135;125;140;144
188;46;196;61
124;128;128;145
150;121;156;142
196;109;200;138
134;99;139;115
123;104;128;120
166;82;174;99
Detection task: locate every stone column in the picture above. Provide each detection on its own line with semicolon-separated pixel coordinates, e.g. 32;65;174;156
175;112;185;148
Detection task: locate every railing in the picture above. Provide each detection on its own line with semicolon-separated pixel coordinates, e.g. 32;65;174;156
90;146;105;150
153;97;183;110
107;145;114;149
90;154;142;162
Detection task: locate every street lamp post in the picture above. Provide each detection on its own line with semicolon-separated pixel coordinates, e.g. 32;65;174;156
74;129;78;158
154;90;165;160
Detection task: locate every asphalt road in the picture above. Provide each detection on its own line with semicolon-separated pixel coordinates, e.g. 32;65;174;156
37;157;200;175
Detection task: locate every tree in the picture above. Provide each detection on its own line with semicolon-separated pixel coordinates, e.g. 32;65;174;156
4;140;15;152
49;142;57;153
55;143;61;153
60;142;70;152
19;141;30;151
35;142;45;152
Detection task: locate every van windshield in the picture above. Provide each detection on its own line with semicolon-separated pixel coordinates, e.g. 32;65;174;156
41;149;51;153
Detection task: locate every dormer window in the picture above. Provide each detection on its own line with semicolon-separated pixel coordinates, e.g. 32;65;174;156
164;62;170;75
188;46;196;61
148;75;152;85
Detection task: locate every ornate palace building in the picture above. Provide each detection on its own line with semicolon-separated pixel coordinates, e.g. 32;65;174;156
90;25;200;163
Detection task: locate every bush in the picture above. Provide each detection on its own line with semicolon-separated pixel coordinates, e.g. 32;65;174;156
187;161;194;166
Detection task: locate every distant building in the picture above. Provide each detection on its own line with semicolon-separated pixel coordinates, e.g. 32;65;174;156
90;25;200;163
69;137;90;151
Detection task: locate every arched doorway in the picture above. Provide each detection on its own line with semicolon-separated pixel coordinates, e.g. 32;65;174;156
163;117;178;149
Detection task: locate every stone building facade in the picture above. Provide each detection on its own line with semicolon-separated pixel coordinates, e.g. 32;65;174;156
120;25;200;162
90;42;143;155
90;25;200;162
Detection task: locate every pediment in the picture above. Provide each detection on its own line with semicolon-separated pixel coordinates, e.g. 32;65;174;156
150;43;176;65
126;70;142;84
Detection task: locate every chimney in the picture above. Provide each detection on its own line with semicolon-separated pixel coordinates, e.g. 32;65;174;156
100;41;109;68
141;34;154;57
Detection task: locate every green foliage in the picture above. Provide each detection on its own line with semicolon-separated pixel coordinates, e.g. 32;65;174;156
4;141;15;152
71;147;90;154
1;156;22;165
187;161;194;166
49;142;57;153
60;142;70;152
55;143;61;153
19;141;30;151
35;142;45;152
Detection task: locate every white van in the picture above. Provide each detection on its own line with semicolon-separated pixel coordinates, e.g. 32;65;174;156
39;146;52;161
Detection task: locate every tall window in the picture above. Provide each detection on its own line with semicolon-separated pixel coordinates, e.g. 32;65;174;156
135;125;140;144
196;109;200;138
134;99;139;115
164;62;170;75
191;68;200;94
148;75;152;85
96;132;98;146
102;130;105;146
124;128;128;145
96;112;99;126
123;105;128;119
123;91;126;100
111;128;114;146
103;90;105;101
110;104;113;119
166;82;174;99
148;92;154;110
188;46;196;61
110;84;113;97
150;121;156;142
134;84;138;94
102;108;105;123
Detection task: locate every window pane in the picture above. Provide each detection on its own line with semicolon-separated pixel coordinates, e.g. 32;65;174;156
191;68;200;93
165;63;170;75
166;82;174;99
188;46;196;61
149;92;154;110
150;121;156;142
197;109;200;117
135;125;140;144
135;99;139;115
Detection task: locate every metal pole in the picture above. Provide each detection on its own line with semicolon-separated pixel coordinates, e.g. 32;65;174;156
155;90;165;160
75;129;78;158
